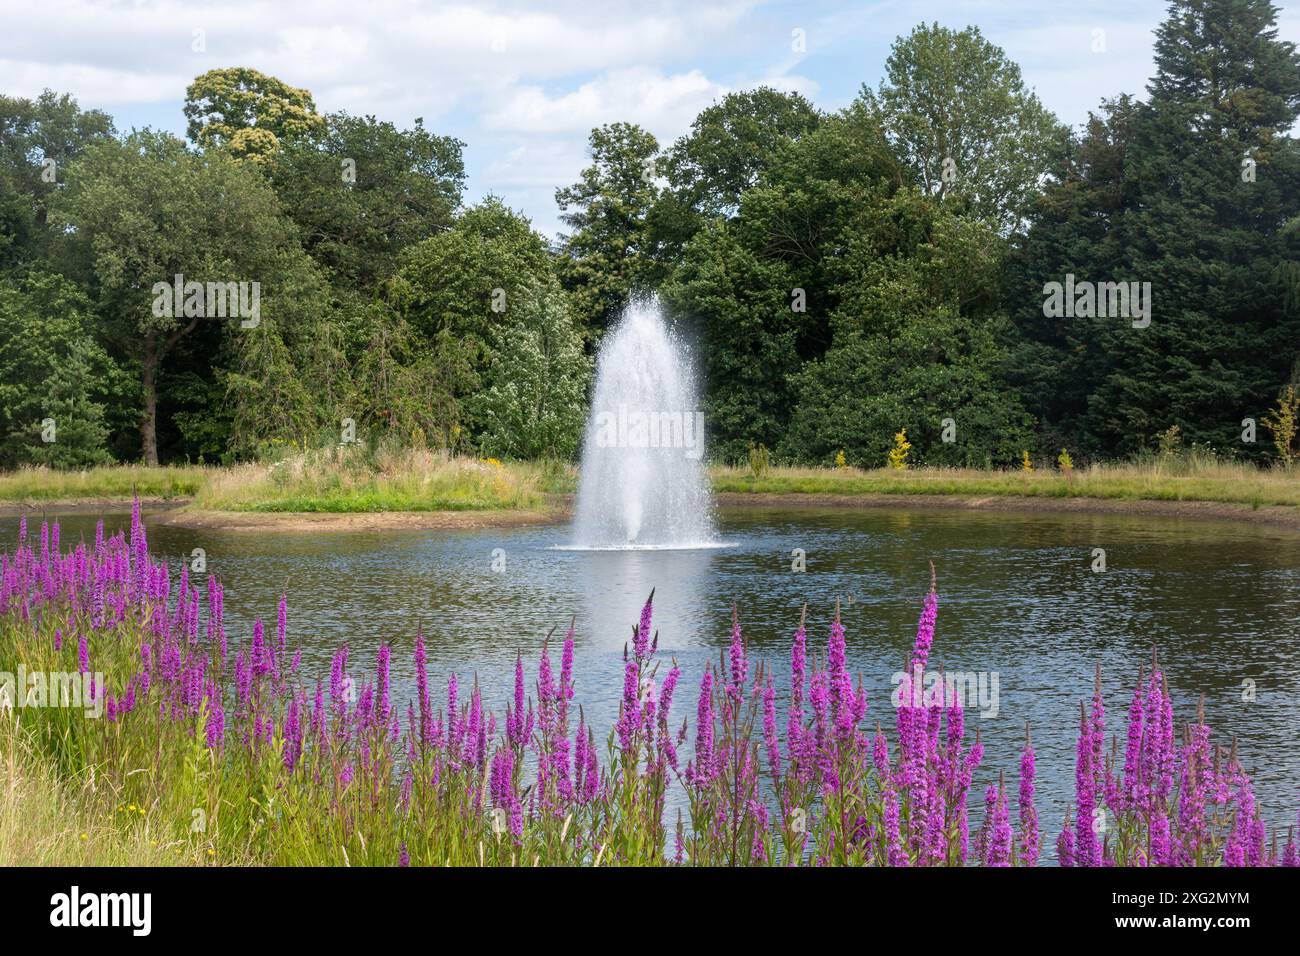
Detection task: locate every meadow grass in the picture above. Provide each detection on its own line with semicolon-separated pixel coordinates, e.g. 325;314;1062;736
0;465;208;503
710;460;1300;509
0;717;212;866
191;446;562;513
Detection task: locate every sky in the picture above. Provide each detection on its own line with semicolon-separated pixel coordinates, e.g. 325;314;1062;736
3;0;1298;238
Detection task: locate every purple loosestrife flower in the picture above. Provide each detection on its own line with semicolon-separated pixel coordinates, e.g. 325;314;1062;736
762;677;780;779
828;609;855;741
727;608;747;704
330;645;350;715
77;632;89;673
1018;724;1040;867
986;773;1013;867
377;643;392;726
414;630;431;745
634;589;654;662
1120;667;1145;812
884;785;908;867
872;724;889;778
1074;701;1101;868
1057;812;1076;866
559;624;575;713
658;664;680;770
912;583;938;673
616;659;641;755
687;669;715;787
205;684;225;749
276;593;287;652
507;653;527;749
399;844;410;867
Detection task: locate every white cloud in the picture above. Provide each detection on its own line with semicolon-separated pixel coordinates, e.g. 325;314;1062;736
485;67;728;137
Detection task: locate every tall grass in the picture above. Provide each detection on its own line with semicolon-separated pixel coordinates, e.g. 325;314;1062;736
192;446;561;512
0;465;208;503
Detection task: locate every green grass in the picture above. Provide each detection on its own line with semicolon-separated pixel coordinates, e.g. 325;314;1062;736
0;465;208;503
710;462;1300;508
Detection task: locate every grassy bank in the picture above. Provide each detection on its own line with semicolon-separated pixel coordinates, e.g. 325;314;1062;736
1;455;1295;515
0;718;210;866
711;461;1300;509
0;464;207;503
1;450;574;514
191;447;569;513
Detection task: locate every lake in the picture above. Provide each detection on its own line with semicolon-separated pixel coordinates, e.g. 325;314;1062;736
6;503;1300;854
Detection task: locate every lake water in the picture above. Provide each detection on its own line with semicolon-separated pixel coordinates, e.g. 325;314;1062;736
6;504;1300;854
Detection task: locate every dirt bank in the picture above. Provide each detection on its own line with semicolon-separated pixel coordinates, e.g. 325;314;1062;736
151;504;571;532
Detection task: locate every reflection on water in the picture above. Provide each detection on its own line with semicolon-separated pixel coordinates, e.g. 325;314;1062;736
4;504;1300;859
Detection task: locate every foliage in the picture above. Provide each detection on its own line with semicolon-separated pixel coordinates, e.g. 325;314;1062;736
0;271;125;468
888;429;911;469
861;22;1066;232
555;123;666;332
184;67;324;164
267;112;465;293
1261;385;1299;466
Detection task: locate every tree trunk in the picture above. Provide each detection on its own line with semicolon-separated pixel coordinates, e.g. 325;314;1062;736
141;332;159;466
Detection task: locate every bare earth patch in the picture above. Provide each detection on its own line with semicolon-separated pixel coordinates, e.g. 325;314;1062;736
153;504;571;532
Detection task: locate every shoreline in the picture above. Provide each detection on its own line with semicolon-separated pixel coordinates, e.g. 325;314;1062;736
149;504;570;533
2;489;1298;531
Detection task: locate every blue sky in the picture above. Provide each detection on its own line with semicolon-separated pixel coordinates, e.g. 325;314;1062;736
4;0;1298;237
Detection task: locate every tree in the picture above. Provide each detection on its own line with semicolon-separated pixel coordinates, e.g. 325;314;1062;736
471;278;591;459
184;67;324;165
783;190;1033;466
653;88;821;261
555;123;664;333
0;91;114;269
385;199;587;453
663;104;905;461
268;112;465;294
1002;97;1140;455
862;23;1066;232
52;130;333;464
0;271;124;467
1008;0;1300;457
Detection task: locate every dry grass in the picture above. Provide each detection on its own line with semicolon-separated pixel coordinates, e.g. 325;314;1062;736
0;717;192;866
191;446;563;513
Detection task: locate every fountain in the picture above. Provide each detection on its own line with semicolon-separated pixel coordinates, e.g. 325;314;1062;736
569;298;719;550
